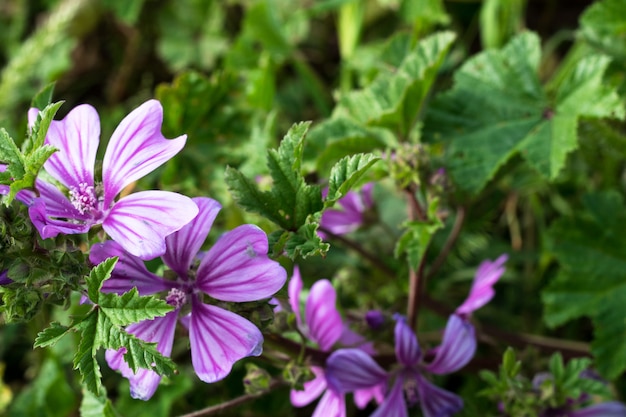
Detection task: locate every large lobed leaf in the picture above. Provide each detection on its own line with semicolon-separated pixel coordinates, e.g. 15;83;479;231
542;191;626;379
424;32;625;194
580;0;626;61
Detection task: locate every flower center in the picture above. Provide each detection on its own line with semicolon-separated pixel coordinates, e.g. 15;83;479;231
403;378;419;407
166;287;187;309
69;182;98;215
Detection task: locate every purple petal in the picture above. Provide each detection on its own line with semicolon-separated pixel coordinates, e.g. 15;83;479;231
306;279;343;351
102;100;186;207
27;108;39;127
28;199;90;239
456;254;507;316
290;366;327;407
394;315;421;367
39;104;99;189
162;197;221;277
320;209;363;236
370;378;408;417
354;384;385;409
424;315;476;375
416;374;463;417
105;310;178;400
312;389;346;417
188;299;263;383
35;178;91;221
0;271;12;285
102;191;199;260
326;349;387;393
288;266;304;327
196;224;287;302
570;402;626;417
89;241;172;295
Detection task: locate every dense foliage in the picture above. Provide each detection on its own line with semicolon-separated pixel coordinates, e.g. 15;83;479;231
1;0;626;416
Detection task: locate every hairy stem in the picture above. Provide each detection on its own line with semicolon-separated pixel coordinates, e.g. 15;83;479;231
425;206;466;281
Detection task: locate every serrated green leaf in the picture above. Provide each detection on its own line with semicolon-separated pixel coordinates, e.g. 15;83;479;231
580;0;626;61
86;257;119;303
284;222;330;259
26;101;64;154
0;128;26;178
542;191;626;379
394;198;443;269
34;322;72;348
97;313;176;376
226;122;323;231
335;31;456;135
98;288;173;326
326;153;379;205
304;117;394;173
80;388;121;417
425;32;625;194
31;83;55;111
74;313;102;395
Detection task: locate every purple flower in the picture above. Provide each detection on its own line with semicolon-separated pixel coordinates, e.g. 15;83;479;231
326;314;475;417
89;197;287;400
568;402;626;417
0;270;11;285
288;268;383;417
456;254;508;317
27;100;199;260
319;183;374;238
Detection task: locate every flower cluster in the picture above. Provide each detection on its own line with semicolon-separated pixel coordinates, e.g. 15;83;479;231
4;100;287;399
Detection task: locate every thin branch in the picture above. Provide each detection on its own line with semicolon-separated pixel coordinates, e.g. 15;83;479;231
318;226;394;275
176;379;285;417
405;186;428;329
425;206;466;281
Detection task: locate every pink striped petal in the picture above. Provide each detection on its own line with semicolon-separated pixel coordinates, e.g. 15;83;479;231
102;100;186;207
188;299;263;383
290;367;327;407
105;310;178;400
102;191;198;260
571;402;626;417
28;199;90;239
354;384;385;409
424;315;476;375
288;266;304;327
370;378;408;417
196;225;287;302
306;279;342;351
312;389;345;417
394;315;421;367
456;254;507;316
416;374;463;417
162;197;221;278
89;241;172;295
326;349;387;393
35;179;91;221
39;104;99;189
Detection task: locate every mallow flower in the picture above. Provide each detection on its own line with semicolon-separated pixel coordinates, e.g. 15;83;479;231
319;183;374;238
288;267;383;417
89;197;287;400
27;100;198;259
325;255;508;417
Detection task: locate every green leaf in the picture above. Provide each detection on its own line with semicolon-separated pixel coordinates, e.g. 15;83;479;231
335;31;456;136
74;313;102;395
86;257;118;303
98;288;173;326
26;101;64;154
580;0;626;61
394;198;443;269
284;222;330;259
97;313;176;376
30;82;56;112
304;117;394;173
542;191;626;379
0;128;26;179
34;322;72;348
425;32;625;194
225;122;323;231
80;388;121;417
325;153;379;205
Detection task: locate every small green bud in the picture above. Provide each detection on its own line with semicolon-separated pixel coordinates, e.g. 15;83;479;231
243;364;271;395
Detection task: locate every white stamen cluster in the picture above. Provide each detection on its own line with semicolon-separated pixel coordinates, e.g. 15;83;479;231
69;182;97;214
166;287;187;309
